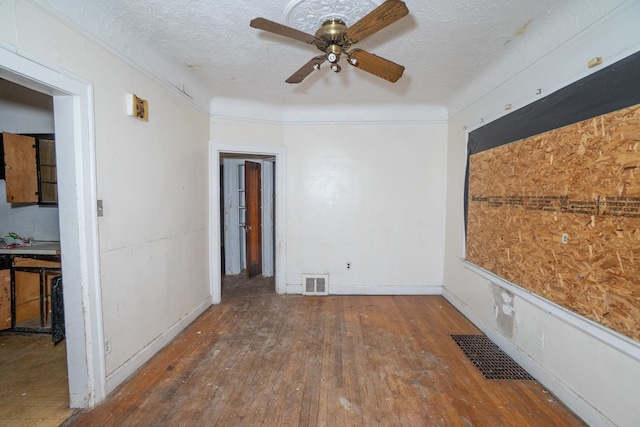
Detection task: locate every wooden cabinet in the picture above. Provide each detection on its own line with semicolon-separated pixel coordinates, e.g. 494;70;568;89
37;137;58;204
2;132;57;205
0;269;10;330
2;132;38;203
0;250;64;342
12;256;61;331
14;270;41;325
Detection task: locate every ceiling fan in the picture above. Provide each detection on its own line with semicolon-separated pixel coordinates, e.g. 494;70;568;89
250;0;409;84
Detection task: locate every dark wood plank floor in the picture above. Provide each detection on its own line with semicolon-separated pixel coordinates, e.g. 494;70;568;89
64;276;585;426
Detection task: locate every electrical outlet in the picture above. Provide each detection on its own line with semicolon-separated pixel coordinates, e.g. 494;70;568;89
105;336;112;355
346;262;351;270
562;233;568;244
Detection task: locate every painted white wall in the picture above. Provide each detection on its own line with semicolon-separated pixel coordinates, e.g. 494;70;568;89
284;121;447;294
443;2;640;426
0;180;60;241
211;104;448;295
1;0;211;397
0;81;59;241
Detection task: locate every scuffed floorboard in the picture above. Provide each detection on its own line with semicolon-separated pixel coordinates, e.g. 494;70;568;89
63;275;585;426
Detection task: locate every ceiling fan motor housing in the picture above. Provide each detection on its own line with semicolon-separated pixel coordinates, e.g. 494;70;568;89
315;19;350;63
314;18;348;42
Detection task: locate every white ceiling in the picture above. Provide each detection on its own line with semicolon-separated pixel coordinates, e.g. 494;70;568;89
36;0;597;110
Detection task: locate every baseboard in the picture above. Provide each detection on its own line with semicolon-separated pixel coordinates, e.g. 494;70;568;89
105;296;212;394
442;289;614;427
285;283;442;295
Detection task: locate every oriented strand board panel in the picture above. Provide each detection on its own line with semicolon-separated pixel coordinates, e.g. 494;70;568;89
467;104;640;340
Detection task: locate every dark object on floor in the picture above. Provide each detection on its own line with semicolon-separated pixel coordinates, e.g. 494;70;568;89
450;334;534;380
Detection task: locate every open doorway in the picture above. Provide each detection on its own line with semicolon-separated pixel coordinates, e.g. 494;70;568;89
0;79;70;421
209;142;287;303
0;47;105;408
220;155;275;279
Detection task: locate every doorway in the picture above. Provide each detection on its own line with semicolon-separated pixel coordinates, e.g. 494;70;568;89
221;156;275;279
209;142;287;303
0;46;105;407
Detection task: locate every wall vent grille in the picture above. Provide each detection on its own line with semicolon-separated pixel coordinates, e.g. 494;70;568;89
302;274;329;296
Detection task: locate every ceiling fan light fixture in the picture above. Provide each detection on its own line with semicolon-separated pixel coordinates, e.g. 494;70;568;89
326;44;342;63
331;64;341;73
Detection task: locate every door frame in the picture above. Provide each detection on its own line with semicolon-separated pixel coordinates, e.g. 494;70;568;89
209;142;287;302
0;46;105;407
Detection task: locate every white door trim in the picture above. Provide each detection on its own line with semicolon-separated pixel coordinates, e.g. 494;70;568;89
209;142;287;302
0;45;105;407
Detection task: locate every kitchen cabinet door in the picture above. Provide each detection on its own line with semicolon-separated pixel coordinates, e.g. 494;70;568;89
0;270;10;330
37;138;57;204
2;132;39;203
14;270;41;325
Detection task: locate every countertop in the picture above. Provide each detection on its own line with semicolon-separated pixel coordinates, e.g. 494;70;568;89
0;241;61;256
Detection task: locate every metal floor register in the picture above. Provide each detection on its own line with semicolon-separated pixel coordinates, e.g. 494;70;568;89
450;334;534;381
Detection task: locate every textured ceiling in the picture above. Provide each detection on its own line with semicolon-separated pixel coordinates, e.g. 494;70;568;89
36;0;598;110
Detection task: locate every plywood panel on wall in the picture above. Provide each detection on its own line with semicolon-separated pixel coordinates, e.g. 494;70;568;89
467;104;640;340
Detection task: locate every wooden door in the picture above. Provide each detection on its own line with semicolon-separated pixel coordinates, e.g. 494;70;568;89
3;132;38;203
0;270;10;330
38;138;58;204
244;161;262;278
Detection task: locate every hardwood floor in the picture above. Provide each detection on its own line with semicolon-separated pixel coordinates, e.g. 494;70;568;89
64;275;585;426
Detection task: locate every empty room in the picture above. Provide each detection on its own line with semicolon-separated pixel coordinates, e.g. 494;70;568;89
1;1;639;426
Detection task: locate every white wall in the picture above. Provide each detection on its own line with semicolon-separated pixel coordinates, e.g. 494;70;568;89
443;2;640;426
211;103;448;295
284;121;447;294
0;80;59;240
1;0;211;396
0;180;60;241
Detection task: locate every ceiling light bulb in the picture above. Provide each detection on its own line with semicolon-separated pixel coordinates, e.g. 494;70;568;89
327;52;337;63
350;58;357;65
313;63;321;70
331;64;341;73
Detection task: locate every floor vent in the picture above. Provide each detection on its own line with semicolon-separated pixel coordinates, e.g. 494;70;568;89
450;334;534;380
302;274;329;296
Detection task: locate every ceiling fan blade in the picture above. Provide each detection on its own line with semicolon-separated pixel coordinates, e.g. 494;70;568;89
250;18;320;45
345;0;409;44
347;49;405;83
285;56;326;84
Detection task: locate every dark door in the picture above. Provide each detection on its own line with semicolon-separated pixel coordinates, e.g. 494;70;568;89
51;276;65;345
245;161;262;278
